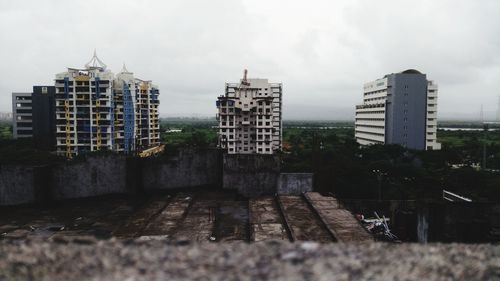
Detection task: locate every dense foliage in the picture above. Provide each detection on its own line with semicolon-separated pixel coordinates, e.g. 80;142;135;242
282;126;500;201
1;118;500;201
0;121;12;140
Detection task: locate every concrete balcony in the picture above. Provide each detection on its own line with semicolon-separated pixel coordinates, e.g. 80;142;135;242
355;120;385;127
355;131;385;143
355;126;385;135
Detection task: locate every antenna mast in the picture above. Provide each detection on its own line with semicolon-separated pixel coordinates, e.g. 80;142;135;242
241;69;250;86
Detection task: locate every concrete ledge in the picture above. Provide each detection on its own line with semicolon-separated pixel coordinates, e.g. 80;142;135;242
0;238;498;281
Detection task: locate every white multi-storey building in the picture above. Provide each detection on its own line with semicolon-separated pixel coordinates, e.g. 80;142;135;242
216;70;282;154
355;69;441;150
54;52;160;158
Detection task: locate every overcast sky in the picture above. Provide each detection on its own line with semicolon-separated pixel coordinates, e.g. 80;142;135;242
1;0;499;120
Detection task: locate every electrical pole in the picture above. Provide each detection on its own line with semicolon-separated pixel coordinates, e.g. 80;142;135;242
496;96;500;122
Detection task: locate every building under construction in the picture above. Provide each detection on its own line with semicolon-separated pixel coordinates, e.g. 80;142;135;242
216;70;282;154
54;52;160;157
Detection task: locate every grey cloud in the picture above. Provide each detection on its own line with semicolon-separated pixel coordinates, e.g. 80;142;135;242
0;0;499;120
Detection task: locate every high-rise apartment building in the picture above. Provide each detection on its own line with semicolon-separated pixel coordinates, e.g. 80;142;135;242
32;86;56;150
54;52;160;157
12;86;56;149
355;69;441;150
12;92;33;139
216;70;282;154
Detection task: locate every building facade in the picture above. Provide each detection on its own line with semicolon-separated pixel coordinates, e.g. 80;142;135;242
216;70;282;154
32;86;56;150
12;86;56;149
54;52;160;158
12;92;33;139
355;69;441;150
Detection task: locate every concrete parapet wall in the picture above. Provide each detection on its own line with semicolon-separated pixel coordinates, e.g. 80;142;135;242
142;149;221;190
0;165;35;206
51;155;128;200
277;173;313;195
0;150;311;205
222;154;281;197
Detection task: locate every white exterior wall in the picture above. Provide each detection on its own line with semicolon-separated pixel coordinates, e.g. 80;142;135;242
425;80;441;150
217;78;282;154
354;78;388;145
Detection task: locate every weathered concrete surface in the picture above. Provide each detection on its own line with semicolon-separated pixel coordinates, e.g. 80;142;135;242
142;149;221;190
223;154;281;197
51;155;128;200
112;195;171;238
305;192;373;242
250;197;289;241
0;238;498;281
277;173;313;195
0;166;35;205
278;195;334;242
0;150;222;206
140;194;192;238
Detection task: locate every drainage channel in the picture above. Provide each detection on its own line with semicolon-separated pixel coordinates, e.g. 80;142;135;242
214;200;249;242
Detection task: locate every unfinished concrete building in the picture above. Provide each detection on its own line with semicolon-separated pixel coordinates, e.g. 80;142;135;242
216;70;282;154
54;52;160;157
